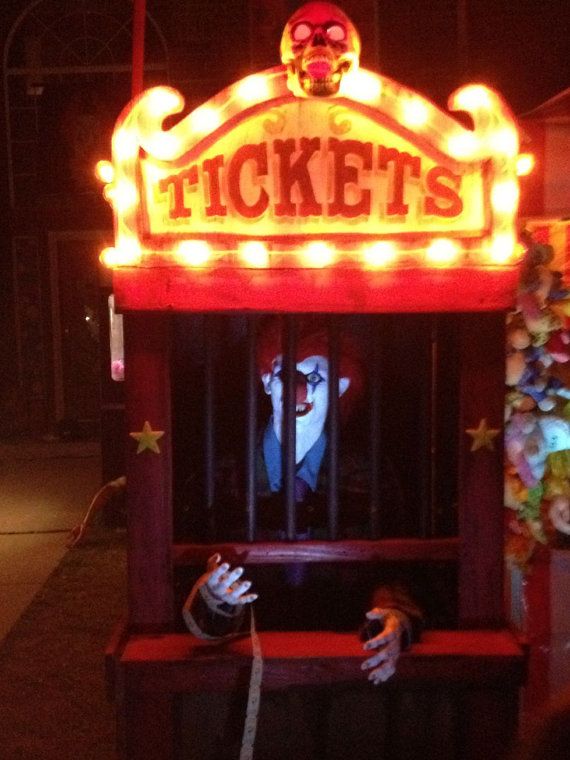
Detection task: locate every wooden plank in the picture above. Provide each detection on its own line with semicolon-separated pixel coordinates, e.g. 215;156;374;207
172;537;460;565
124;312;174;632
119;630;526;694
457;312;506;627
113;266;520;314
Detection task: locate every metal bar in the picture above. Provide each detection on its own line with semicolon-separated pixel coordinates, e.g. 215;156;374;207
369;318;381;538
327;317;340;540
246;316;258;542
283;316;297;539
204;316;216;537
429;315;439;537
419;315;438;538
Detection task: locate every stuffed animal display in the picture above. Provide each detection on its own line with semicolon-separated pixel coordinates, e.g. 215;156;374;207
505;231;570;564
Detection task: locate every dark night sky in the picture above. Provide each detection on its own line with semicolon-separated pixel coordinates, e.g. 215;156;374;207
367;0;569;114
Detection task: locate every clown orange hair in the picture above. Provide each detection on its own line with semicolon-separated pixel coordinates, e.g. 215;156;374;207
256;316;364;418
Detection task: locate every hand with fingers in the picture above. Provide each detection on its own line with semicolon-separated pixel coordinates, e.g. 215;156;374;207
203;553;258;607
360;607;411;685
182;553;258;639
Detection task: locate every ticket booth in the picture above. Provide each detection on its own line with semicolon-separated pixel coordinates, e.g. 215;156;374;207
103;4;526;758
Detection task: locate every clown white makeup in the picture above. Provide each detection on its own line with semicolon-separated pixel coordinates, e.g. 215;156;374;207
261;354;350;465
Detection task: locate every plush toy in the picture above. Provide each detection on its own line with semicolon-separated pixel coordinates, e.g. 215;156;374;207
545;329;570;364
505;413;570;487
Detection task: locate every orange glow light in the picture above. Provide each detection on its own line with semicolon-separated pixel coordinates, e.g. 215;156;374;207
453;85;491;111
176;241;211;266
145;131;181;158
303;242;334;268
342;69;382;102
190;106;222;133
147;87;183;115
362;241;398;268
239;241;269;267
236;75;271;103
447;131;479;159
100;242;141;267
489;127;518;157
488;233;516;264
426;239;461;266
112;180;138;212
96;160;114;184
401;98;429;128
113;128;139;161
491;180;520;214
516;153;535;176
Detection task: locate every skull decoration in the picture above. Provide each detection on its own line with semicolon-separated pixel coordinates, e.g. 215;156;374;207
280;2;361;98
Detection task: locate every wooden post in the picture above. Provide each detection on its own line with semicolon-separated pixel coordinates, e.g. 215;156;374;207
124;312;174;632
457;312;506;627
131;0;146;98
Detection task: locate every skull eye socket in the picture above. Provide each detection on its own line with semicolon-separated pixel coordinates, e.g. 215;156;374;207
291;22;313;42
325;23;346;43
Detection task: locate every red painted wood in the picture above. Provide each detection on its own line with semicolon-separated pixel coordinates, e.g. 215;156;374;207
172;537;459;566
457;312;506;627
124;313;174;632
119;629;525;694
113;266;520;314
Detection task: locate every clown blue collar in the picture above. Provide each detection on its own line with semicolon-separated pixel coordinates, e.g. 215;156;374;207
263;419;326;492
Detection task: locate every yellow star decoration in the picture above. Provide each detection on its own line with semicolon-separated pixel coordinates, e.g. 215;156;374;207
465;418;501;452
129;421;165;454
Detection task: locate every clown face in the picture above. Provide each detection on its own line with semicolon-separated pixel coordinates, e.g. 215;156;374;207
280;1;360;97
262;354;350;463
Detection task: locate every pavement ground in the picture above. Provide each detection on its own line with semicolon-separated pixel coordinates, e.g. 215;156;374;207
0;440;126;760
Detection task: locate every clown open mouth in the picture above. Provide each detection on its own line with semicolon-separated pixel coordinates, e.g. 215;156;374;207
296;402;313;417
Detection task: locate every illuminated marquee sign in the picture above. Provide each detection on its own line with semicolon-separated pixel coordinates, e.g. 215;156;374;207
100;3;522;311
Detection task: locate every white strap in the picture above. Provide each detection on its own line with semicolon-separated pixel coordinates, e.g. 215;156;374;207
239;608;263;760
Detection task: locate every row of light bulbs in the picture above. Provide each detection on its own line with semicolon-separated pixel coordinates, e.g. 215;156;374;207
100;234;520;270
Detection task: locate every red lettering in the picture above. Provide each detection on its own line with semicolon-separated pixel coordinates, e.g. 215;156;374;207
424;166;463;217
328;138;372;218
202;154;227;217
227;143;269;219
158;166;197;218
274;137;322;217
378;147;421;216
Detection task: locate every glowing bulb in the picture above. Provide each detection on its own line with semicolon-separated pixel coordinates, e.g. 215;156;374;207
146;87;183;115
236;75;271;103
362;241;398;268
447;131;479;159
191;107;222;134
341;70;382;102
176;241;211;267
96;160;114;184
112;180;138;212
239;241;269;267
516;153;535;176
487;233;516;264
113;128;139;161
302;242;335;268
454;85;491;111
144;131;181;159
426;239;461;266
401;98;429;128
100;240;141;267
491;180;520;214
489;127;519;157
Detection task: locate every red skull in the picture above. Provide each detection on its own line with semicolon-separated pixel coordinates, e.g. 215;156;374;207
280;2;361;97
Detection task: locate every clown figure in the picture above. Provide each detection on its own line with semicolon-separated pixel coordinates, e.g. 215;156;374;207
257;320;354;503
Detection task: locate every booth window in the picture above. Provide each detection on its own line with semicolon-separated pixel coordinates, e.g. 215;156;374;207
172;312;460;545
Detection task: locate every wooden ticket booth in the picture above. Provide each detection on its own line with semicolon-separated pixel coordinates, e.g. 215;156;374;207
103;5;526;758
